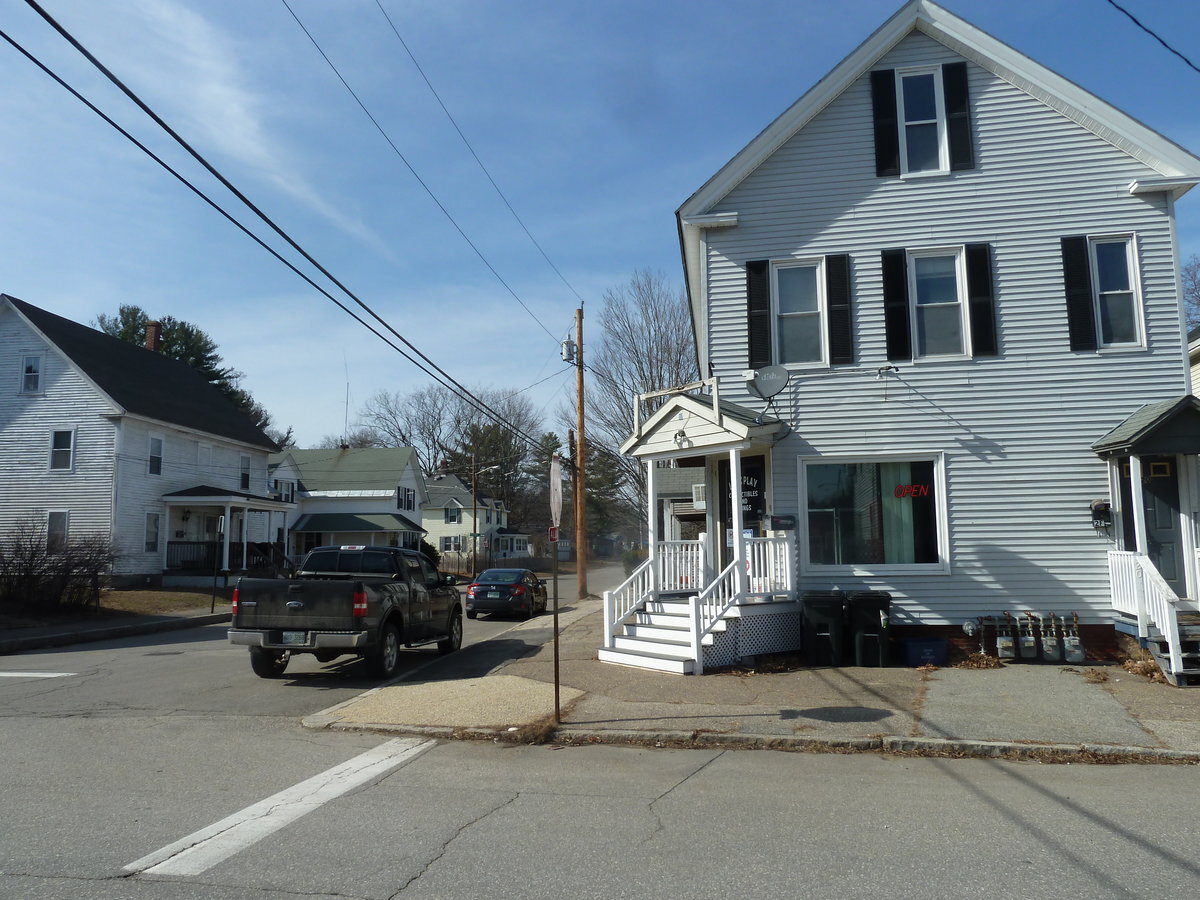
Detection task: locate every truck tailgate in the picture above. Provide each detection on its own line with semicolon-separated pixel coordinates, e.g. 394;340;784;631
233;578;361;630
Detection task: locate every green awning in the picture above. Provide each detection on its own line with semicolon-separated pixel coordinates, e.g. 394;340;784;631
291;513;424;534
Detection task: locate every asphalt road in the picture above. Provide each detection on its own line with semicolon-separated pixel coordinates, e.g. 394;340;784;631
3;578;1199;898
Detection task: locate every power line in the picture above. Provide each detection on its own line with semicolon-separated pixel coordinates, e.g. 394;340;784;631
372;0;589;309
18;0;544;452
278;0;560;343
1104;0;1200;75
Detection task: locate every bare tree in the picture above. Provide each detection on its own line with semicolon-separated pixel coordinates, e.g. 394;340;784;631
1184;253;1200;330
311;428;382;449
565;270;700;515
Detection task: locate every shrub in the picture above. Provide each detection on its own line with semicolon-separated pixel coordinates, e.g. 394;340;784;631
621;546;647;575
0;518;117;611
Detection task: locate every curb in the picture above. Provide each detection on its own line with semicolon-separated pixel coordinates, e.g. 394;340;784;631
0;613;231;654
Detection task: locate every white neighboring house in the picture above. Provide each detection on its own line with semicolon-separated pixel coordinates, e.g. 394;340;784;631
422;473;530;573
0;294;287;586
605;0;1200;682
273;448;427;558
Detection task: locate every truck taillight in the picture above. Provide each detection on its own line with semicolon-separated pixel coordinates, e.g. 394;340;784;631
352;589;368;617
231;587;239;615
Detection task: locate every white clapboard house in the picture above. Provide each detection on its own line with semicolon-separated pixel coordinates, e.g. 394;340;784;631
603;0;1200;682
0;294;287;586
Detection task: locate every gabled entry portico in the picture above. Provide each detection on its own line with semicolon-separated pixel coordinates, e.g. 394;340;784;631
601;384;796;673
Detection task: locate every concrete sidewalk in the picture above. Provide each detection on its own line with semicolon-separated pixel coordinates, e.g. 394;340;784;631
305;576;1200;762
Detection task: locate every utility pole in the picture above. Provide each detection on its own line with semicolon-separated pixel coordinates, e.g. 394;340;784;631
574;307;588;601
471;451;479;577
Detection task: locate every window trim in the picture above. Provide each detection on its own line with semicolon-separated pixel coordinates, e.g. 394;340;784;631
896;66;949;177
46;510;69;554
1088;233;1144;350
49;428;76;472
771;257;828;367
148;434;164;476
20;354;43;394
798;452;951;576
906;246;971;360
444;506;462;525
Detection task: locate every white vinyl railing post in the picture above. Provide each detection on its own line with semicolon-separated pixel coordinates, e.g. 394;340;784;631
646;461;658;596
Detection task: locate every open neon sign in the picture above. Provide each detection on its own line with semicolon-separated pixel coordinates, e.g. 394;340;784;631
894;484;931;498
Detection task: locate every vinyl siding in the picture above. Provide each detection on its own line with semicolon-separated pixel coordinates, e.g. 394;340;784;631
0;307;117;540
700;33;1191;623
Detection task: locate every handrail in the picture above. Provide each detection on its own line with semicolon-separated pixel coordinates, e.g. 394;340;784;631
689;561;740;675
602;557;653;648
1108;550;1184;675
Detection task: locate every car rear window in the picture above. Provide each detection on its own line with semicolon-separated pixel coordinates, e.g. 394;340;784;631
302;549;396;574
360;551;396;575
303;550;339;571
477;570;522;583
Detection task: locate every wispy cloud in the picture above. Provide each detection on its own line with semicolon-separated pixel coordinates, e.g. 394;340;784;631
103;0;386;251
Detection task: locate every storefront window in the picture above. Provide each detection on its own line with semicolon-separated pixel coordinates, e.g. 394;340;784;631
805;460;939;566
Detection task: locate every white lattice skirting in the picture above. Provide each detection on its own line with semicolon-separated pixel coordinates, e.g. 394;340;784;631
702;611;802;669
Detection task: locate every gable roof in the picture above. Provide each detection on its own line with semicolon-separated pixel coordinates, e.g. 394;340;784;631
423;472;501;510
4;295;276;450
621;392;786;458
281;447;418;493
675;0;1200;335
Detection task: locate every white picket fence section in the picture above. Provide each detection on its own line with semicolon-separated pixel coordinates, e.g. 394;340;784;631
1108;550;1184;674
657;539;705;592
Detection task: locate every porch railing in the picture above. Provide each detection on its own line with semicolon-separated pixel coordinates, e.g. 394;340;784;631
1108;550;1184;675
657;539;705;592
689;561;740;675
603;557;653;647
746;536;792;594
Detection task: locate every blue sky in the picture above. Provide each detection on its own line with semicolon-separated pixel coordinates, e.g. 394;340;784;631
2;0;1198;448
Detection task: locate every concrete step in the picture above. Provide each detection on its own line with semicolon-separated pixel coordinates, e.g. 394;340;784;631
597;647;693;674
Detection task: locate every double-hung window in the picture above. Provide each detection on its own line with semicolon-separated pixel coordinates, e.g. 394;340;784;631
445;506;462;525
239;455;251;490
440;535;463;552
882;244;996;361
870;62;974;177
397;486;416;511
145;513;161;553
1061;234;1143;350
49;430;75;471
21;355;42;393
802;456;947;573
46;511;69;553
773;260;825;364
148;436;163;475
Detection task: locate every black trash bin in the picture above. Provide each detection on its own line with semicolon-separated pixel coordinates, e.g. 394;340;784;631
802;590;846;666
847;591;891;666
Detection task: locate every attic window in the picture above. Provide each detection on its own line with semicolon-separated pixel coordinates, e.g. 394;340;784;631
21;355;42;393
899;69;944;173
871;62;974;177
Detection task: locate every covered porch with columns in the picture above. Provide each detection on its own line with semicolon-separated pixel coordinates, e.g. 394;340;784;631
601;386;797;674
161;485;293;585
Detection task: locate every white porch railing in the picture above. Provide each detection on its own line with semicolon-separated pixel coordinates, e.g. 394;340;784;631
1108;550;1184;675
658;539;705;592
746;536;792;594
689;561;740;675
603;557;653;646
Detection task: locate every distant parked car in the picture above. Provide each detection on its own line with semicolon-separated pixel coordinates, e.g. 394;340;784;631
465;568;547;619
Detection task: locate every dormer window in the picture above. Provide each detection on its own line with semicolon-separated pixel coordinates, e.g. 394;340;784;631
871;62;974;177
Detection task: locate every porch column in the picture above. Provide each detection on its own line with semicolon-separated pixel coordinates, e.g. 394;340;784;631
241;508;249;569
729;448;747;595
1130;456;1149;555
646;460;658;594
221;503;232;572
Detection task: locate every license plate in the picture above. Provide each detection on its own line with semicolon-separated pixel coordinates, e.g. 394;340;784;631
488;591;501;598
281;631;307;645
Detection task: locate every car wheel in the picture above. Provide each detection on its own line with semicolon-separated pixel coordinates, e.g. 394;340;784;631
466;609;478;620
249;647;290;678
438;608;463;655
368;622;402;679
525;599;537;620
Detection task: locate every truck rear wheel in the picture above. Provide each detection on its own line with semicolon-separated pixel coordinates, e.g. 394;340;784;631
249;647;290;678
368;622;402;679
438;607;463;655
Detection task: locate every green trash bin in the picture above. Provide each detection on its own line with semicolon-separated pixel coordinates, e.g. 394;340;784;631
802;590;846;666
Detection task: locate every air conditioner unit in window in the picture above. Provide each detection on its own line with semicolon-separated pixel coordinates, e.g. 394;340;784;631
691;483;706;510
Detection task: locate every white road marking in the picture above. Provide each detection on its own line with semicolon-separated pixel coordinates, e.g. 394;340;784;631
124;737;434;877
0;671;75;678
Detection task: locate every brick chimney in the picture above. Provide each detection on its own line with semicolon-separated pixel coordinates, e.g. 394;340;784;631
145;320;162;352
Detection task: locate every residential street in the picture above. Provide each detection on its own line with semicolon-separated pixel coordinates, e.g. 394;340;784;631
2;615;1198;899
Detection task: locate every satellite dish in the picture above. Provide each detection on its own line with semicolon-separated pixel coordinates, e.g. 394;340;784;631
749;365;790;400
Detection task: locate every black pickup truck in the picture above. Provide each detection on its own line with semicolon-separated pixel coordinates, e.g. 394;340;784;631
228;545;462;679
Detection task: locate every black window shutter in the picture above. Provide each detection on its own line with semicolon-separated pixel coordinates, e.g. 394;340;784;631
870;70;900;177
881;249;911;361
746;260;772;369
965;243;997;356
825;255;853;364
1060;237;1097;351
942;62;974;171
